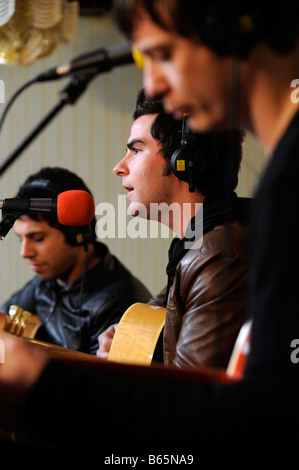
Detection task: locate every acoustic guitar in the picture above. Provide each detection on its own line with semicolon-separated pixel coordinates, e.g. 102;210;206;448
0;303;166;365
0;304;41;339
107;303;252;377
108;302;166;365
0;303;251;376
0;305;99;363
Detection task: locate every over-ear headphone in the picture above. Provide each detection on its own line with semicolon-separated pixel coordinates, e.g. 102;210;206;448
170;115;207;193
65;224;93;248
198;5;261;59
19;179;94;248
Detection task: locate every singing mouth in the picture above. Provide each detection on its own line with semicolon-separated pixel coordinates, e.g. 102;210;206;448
122;184;134;198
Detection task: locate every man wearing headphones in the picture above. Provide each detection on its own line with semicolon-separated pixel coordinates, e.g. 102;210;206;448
97;89;250;369
0;167;151;355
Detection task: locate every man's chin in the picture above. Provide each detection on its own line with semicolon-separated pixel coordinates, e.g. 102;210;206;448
128;202;148;218
37;274;50;280
188;110;229;133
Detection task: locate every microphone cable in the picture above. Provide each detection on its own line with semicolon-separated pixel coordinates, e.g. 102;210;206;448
77;248;90;353
0;42;137;137
0;77;37;135
0;73;96;178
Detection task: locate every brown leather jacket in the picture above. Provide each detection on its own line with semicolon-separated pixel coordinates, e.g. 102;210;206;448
149;221;248;369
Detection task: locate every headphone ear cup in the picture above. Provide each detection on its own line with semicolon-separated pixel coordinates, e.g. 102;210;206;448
65;225;93;247
170;147;189;182
200;8;260;58
170;146;207;184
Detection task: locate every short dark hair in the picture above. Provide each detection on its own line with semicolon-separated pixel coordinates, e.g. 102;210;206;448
134;89;244;196
113;1;299;58
17;167;96;244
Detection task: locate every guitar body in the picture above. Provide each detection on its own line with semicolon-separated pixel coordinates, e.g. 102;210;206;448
108;303;166;365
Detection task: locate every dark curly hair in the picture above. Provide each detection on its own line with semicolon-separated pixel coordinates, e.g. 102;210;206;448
17;167;96;244
113;0;299;58
134;89;244;196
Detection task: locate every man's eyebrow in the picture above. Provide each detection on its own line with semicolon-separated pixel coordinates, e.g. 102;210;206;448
126;138;144;150
27;231;45;237
15;230;46;239
142;43;172;57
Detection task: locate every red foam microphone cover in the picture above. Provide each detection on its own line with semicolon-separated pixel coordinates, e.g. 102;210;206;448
57;190;95;226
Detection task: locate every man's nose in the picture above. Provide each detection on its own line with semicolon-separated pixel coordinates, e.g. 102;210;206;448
143;58;169;98
113;156;129;176
20;239;34;258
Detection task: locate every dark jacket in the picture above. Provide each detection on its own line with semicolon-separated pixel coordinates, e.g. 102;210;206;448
150;218;249;369
1;242;151;355
150;191;250;368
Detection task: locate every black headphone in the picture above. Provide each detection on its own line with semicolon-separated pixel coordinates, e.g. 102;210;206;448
199;5;262;59
170;115;207;193
19;179;94;248
66;224;93;248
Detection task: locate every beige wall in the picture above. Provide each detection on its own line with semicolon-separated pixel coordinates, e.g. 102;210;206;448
0;14;267;305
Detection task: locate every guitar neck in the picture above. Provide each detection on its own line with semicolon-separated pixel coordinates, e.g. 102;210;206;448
0;307;41;339
0;309;98;363
21;336;100;363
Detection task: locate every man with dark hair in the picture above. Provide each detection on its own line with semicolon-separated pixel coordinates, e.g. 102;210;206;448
98;89;250;369
1;167;151;355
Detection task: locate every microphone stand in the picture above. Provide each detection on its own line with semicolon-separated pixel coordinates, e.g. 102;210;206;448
0;72;96;178
0;213;22;239
0;72;96;238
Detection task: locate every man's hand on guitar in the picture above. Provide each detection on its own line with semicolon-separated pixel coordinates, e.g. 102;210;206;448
96;323;118;359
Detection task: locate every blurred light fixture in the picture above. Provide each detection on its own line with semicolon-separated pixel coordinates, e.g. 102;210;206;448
0;0;16;27
0;0;79;65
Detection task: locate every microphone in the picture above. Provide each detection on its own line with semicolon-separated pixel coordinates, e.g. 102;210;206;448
35;42;134;82
0;190;95;226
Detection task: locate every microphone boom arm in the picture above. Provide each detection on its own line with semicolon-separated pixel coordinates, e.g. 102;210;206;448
0;212;23;239
0;197;57;239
